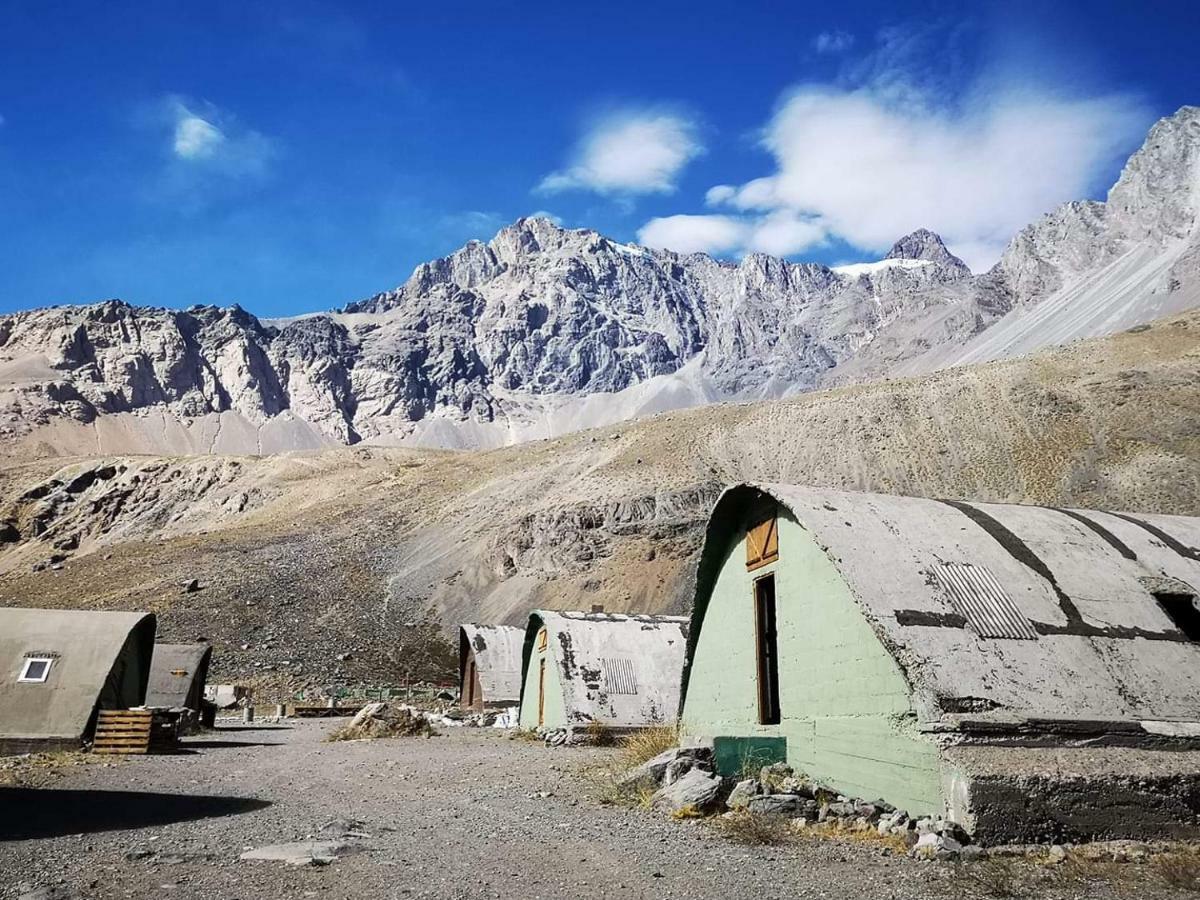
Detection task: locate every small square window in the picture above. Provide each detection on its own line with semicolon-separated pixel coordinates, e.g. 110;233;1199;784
18;657;53;683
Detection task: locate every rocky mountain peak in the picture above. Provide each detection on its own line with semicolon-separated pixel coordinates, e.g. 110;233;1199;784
1106;105;1200;242
885;229;970;274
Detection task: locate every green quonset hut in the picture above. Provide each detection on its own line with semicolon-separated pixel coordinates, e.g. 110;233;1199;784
680;484;1200;842
518;610;688;732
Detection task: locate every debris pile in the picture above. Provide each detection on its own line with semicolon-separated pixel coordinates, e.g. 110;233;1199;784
436;707;518;728
626;755;979;858
326;702;436;741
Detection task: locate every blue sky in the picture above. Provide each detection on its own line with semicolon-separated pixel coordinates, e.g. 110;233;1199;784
1;0;1198;317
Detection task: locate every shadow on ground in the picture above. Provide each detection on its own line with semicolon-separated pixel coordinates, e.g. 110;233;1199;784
179;740;287;750
0;789;270;840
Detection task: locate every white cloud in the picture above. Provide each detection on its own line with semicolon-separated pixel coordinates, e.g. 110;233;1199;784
638;215;746;254
538;110;703;195
165;97;273;176
174;115;225;159
712;86;1146;269
637;210;826;257
704;184;736;206
527;209;564;225
813;30;854;54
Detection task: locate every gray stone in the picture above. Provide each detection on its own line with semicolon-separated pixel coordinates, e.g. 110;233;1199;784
662;757;694;787
651;768;724;815
617;748;677;788
746;794;813;817
725;779;761;810
239;841;356;867
911;833;963;860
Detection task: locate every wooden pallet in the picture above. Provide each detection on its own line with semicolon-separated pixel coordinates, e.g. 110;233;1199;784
92;709;178;754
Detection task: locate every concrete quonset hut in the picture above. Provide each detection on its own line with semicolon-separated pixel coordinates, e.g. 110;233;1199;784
0;608;156;754
458;624;524;712
145;642;213;712
680;484;1200;842
518;610;689;732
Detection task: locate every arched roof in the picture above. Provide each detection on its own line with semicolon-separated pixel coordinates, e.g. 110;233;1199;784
458;624;524;705
682;484;1200;728
0;608;156;742
145;643;213;709
521;610;689;727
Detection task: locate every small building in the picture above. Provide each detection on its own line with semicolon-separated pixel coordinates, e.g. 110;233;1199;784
680;483;1200;842
0;607;156;754
145;642;214;728
518;610;688;732
458;624;524;712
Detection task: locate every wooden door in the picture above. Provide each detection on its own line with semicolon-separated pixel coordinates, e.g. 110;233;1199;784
537;658;546;725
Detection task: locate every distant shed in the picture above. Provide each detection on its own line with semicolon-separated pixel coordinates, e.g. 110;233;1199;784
145;643;213;711
458;625;524;711
0;608;156;754
680;483;1200;841
517;610;688;731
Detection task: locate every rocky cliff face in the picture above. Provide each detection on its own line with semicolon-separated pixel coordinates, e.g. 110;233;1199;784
2;107;1199;453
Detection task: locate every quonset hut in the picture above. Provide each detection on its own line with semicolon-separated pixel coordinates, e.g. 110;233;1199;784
518;610;688;733
458;624;524;712
0;608;156;754
680;484;1200;842
145;643;214;728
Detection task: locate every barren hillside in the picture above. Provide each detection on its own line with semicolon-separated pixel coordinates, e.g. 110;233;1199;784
1;311;1198;689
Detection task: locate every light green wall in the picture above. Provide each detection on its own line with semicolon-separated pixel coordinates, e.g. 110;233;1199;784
681;508;944;815
518;627;567;729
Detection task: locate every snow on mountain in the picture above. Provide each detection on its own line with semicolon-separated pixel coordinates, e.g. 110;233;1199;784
2;106;1199;455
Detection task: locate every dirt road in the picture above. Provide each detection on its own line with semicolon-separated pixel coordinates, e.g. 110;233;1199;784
0;722;1193;899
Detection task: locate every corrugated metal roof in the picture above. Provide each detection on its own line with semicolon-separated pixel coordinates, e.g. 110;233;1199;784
932;563;1038;640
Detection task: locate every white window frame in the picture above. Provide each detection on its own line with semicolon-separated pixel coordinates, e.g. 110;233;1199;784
18;657;54;683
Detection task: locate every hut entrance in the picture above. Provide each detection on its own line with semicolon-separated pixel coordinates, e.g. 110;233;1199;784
537;658;547;725
463;656;477;709
754;574;781;725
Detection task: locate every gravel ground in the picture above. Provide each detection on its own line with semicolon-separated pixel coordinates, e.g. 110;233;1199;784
0;721;1195;900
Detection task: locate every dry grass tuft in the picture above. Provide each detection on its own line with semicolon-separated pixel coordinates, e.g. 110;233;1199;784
797;819;910;855
618;725;678;769
0;750;97;788
671;804;706;821
508;728;543;743
712;811;796;845
584;721;618;747
1153;847;1200;892
952;859;1035;898
584;765;657;809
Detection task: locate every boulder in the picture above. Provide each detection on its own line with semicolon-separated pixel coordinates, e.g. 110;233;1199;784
911;832;963;861
617;749;677;788
662;757;695;787
725;779;761;810
651;768;725;815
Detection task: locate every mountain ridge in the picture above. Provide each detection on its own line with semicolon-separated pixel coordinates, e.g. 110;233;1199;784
1;106;1198;455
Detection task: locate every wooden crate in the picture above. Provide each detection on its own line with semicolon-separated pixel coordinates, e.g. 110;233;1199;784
92;709;178;754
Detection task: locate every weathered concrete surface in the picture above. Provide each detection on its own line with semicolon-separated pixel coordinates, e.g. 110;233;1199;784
681;483;1200;840
944;745;1200;844
458;624;524;709
518;610;688;729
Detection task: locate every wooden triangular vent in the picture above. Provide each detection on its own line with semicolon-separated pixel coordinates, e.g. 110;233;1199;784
746;507;779;571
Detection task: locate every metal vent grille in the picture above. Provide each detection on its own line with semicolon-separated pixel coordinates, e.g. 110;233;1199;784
602;658;639;695
933;563;1038;640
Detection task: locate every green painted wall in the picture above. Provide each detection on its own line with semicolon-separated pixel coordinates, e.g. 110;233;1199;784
681;508;944;815
518;627;567;729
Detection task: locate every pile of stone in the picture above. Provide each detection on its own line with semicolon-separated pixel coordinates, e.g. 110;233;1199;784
326;702;436;741
436;708;517;728
623;754;975;859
